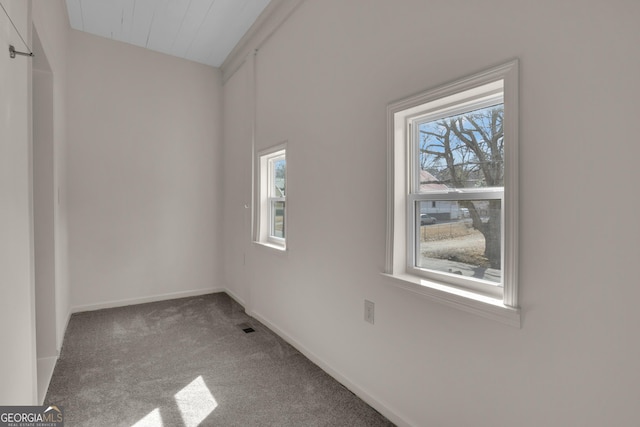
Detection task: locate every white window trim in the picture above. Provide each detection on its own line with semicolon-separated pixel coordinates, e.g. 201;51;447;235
384;60;520;327
255;143;287;250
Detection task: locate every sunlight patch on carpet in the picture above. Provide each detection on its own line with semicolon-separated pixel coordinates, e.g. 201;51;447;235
131;408;163;427
174;376;218;427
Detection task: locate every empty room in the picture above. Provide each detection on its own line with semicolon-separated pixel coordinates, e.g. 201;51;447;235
1;0;639;426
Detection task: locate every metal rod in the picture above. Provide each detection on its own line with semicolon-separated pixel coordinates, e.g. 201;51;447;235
1;1;33;55
9;44;33;59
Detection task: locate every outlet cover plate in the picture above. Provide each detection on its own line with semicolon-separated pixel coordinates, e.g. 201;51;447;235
364;300;375;324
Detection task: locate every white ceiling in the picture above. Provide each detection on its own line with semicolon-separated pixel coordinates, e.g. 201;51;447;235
65;0;272;68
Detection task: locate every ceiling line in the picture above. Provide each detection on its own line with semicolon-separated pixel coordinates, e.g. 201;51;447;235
65;0;274;68
185;0;218;57
206;0;250;64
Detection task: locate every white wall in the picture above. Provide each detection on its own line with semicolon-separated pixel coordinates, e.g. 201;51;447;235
222;57;253;306
67;30;224;309
0;0;37;405
222;1;640;426
0;0;70;404
33;28;58;397
31;0;71;403
32;0;71;354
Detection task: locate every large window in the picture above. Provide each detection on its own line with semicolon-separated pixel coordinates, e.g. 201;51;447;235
386;61;520;326
256;144;287;249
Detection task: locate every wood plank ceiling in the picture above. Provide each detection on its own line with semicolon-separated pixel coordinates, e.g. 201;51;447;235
65;0;271;68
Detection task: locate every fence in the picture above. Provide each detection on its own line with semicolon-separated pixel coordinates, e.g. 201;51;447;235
421;220;473;241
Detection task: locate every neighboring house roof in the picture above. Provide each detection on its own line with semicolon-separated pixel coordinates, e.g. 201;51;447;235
419;170;448;192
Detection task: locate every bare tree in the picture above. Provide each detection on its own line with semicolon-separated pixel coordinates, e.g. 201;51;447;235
419;105;504;269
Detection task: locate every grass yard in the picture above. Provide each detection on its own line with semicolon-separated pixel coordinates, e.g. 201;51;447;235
420;222;490;268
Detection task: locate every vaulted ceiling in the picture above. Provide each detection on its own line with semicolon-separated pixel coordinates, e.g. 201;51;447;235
65;0;271;68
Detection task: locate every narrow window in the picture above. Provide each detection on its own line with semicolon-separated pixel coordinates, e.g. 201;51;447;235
256;144;287;249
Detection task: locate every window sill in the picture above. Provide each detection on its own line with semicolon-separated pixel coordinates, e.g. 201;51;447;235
253;241;287;252
382;272;520;328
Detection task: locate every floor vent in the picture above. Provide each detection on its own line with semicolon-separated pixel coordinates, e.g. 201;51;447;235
238;323;255;333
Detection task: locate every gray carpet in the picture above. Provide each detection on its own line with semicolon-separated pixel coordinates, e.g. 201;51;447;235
45;293;394;426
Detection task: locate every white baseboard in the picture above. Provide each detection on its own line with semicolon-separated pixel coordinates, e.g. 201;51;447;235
247;309;412;427
46;288;226;404
67;289;410;425
37;356;58;405
71;287;226;314
222;287;246;308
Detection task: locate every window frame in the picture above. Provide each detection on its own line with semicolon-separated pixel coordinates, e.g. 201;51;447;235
385;60;520;327
407;91;505;299
255;143;287;250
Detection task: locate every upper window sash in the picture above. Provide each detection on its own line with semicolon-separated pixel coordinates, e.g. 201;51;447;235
409;96;505;195
268;154;286;198
411;91;503;131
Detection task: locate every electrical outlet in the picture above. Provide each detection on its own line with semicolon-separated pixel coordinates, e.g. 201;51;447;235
364;300;375;324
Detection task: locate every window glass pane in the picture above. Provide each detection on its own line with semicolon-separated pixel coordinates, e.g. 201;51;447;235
416;199;502;284
418;104;504;191
272;158;286;197
271;201;285;238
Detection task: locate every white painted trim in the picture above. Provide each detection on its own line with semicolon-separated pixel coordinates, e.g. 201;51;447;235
71;287;225;313
250;51;257;250
222;288;247;308
382;273;520;327
246;309;415;427
59;290;413;423
221;0;306;83
253;241;287;252
502;60;520;308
